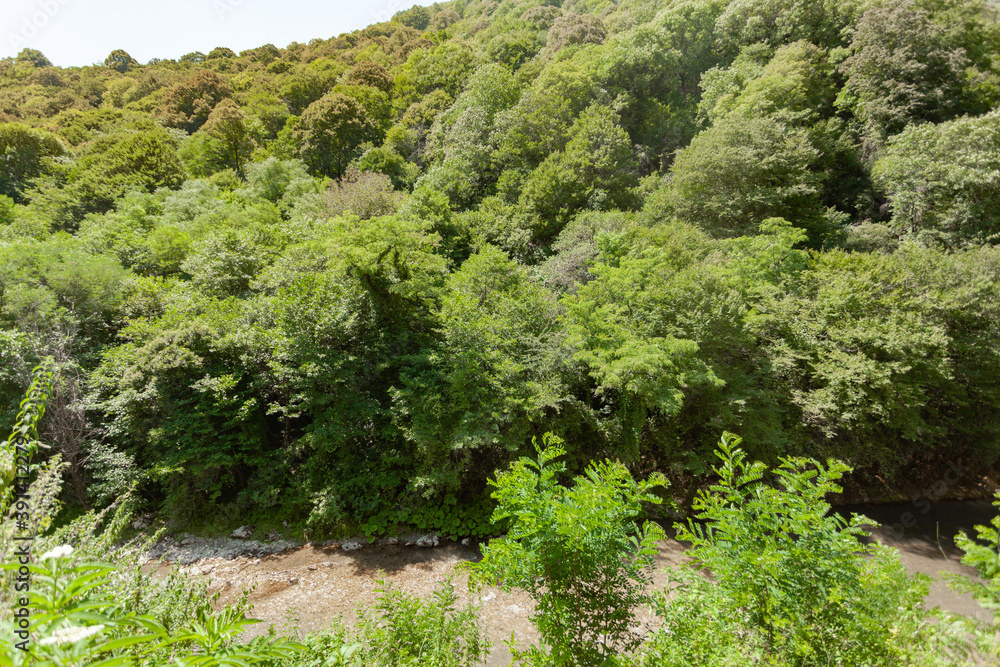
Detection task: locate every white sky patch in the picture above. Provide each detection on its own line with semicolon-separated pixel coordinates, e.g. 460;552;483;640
2;0;435;67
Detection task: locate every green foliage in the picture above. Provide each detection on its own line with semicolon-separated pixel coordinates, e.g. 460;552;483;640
653;112;832;240
945;493;1000;657
0;195;15;225
468;433;667;666
294;93;379;178
361;494;497;541
0;123;67;203
671;434;939;666
393;245;568;494
0;375;303;667
323;170;403;220
0;361;54;514
277;580;488;667
157;70;232;133
356;580;488;667
104;49;139;73
839;0;973;152
636;567;769;666
519;104;640;241
1;0;1000;566
872;109;1000;246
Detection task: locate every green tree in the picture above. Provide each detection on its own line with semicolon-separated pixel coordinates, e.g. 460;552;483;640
671;434;938;665
946;493;1000;657
15;48;52;68
519;104;640;241
343;61;394;93
396;43;478;108
201;98;256;176
540;12;607;59
0;123;67;203
393;5;431;30
653;113;830;240
714;0;857;57
157;70;232;133
68;123;185;216
393;246;569;494
103;49;139;73
872;109;1000;246
839;0;971;154
294;93;378;178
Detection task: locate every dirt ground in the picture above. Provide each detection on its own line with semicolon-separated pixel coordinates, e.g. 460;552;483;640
146;538;689;665
144;527;988;666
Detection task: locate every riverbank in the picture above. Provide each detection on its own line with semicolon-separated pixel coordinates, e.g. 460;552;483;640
141;502;993;666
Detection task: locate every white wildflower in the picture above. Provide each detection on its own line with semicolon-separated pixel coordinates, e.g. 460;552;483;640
38;624;104;645
38;544;73;560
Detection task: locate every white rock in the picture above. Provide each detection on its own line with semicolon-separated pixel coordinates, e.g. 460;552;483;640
341;540;362;551
416;534;439;548
288;577;298;585
461;538;471;546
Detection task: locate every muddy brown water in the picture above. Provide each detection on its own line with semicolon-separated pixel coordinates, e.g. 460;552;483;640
162;501;995;665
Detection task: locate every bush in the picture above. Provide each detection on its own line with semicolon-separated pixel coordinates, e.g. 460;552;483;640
663;434;942;666
945;492;1000;658
468;433;667;666
0;363;303;666
277;579;488;667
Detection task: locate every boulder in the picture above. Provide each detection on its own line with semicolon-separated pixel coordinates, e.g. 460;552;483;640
230;525;256;540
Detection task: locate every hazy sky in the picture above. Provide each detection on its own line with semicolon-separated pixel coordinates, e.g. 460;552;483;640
2;0;435;67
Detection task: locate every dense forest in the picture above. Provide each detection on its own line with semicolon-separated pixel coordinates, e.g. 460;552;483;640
2;0;1000;540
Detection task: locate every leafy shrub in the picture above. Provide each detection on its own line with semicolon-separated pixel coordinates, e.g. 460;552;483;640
0;364;303;666
468;433;666;666
361;494;497;542
277;579;488;667
664;434;942;666
945;492;1000;658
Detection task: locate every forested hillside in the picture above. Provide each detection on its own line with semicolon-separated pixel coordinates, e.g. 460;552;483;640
2;0;1000;534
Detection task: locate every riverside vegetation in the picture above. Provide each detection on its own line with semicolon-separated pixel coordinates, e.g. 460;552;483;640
3;0;1000;661
3;367;1000;665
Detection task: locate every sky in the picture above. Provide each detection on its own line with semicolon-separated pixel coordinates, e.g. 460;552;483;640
1;0;436;67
